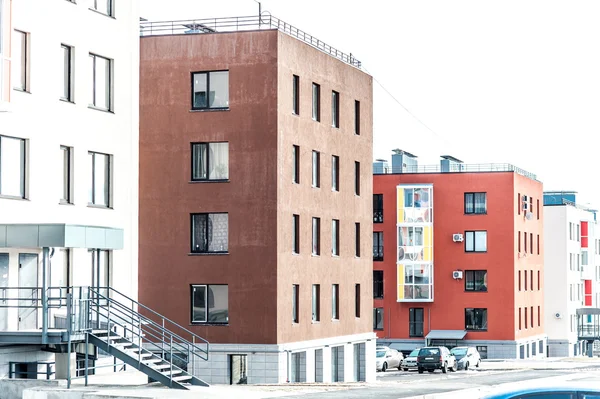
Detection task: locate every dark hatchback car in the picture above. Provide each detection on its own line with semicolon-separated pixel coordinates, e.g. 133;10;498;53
417;346;456;374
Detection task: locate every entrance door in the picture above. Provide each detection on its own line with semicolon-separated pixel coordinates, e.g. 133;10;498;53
18;254;38;330
0;254;8;330
229;354;247;384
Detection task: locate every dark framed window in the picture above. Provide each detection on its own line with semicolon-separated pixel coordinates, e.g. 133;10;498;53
373;194;383;223
191;142;229;181
331;155;339;191
292;145;300;184
355;284;360;318
373;308;384;330
312;83;320;121
60;146;73;204
312;217;320;255
465;231;487;252
90;0;114;16
88;151;111;207
61;44;73;102
531;305;534;328
332;284;339;320
530;233;533;254
519;308;522;329
465;270;487;292
530;270;533;290
524;271;528;291
312;150;320;188
192;70;229;110
464;192;486;214
332;219;340;256
292;75;299;115
89;53;112;111
373;232;383;261
354;100;360;135
0;135;27;199
331;90;339;128
355;222;361;257
292;284;299;323
465;308;487;331
538;270;540;290
191;284;229;324
373;270;383;299
312;284;320;322
292;214;300;254
525;307;528;329
190;213;229;253
518;270;521;291
354;161;360;196
476;346;488;359
537;234;540;255
409;308;424;337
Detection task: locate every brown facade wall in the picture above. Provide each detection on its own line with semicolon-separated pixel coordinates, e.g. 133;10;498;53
139;31;280;344
276;32;374;343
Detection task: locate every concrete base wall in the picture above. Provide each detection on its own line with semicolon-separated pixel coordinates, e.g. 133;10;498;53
548;339;587;357
0;379;66;399
0;346;55;378
190;332;377;385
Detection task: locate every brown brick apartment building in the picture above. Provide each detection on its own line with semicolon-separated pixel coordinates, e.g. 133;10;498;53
139;16;375;384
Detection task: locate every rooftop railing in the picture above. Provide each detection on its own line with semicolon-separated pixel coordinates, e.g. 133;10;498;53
374;163;538;181
139;14;362;69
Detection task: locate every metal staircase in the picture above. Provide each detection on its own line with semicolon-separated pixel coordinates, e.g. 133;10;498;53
66;287;209;390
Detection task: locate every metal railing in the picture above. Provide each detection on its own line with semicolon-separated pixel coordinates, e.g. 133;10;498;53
140;14;362;69
376;163;538;181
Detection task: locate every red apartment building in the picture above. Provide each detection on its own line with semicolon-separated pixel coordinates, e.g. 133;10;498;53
139;16;375;385
373;151;545;359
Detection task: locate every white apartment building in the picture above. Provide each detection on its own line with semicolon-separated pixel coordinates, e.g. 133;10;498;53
543;191;600;357
0;0;139;378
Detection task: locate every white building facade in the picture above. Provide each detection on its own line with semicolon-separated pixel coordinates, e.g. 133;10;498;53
0;0;139;377
543;191;600;357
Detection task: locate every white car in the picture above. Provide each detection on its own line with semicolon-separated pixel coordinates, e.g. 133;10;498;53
376;346;403;372
401;348;420;371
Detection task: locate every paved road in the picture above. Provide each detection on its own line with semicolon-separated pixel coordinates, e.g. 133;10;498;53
277;369;585;399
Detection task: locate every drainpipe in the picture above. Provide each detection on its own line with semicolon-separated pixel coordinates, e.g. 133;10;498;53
42;247;49;344
286;350;290;383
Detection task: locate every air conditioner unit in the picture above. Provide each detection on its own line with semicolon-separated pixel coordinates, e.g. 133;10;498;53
554;312;562;319
453;234;464;242
452;271;463;280
525;212;533;221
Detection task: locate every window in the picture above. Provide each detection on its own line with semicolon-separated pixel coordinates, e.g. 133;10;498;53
192;70;229;110
13;30;27;91
465;231;487;252
89;54;112;111
519;308;522;330
88;151;111;207
354;161;360;196
373;194;383;223
465;308;487;331
530;270;533;291
530;233;533;254
292;214;300;254
331;90;339;128
524;232;527;253
538;270;540;290
292;75;299;115
518;270;521;291
525;307;528;329
61;44;73;101
537;234;540;255
402;264;433;300
292;145;299;184
312;217;320;255
373;270;383;299
191;284;228;324
191;142;229;181
0;135;26;198
409;308;424;337
537;199;540;219
312;284;320;322
312;83;320;121
355;284;360;318
355;222;361;257
190;213;229;253
476;346;488;359
538;306;541;327
373;308;384;330
331;155;339;191
531;305;534;328
332;284;339;320
354;100;360;135
90;0;114;16
312;151;320;187
465;270;487;292
569;222;573;240
582;251;589;266
332;219;340;256
524;271;528;291
518;193;521;215
60;146;73;204
464;192;486;214
292;284;299;323
518;231;521;252
373;231;383;261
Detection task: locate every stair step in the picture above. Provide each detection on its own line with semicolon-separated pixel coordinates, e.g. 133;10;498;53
160;369;184;377
149;363;171;370
144;358;164;364
173;375;192;382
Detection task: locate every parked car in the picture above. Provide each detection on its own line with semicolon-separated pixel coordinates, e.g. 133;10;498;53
450;346;481;370
417;346;456;374
401;348;420;371
376;346;403;372
480;382;600;398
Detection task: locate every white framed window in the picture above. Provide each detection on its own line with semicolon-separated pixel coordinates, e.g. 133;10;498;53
89;53;112;111
465;231;487;252
61;44;74;102
90;0;114;17
60;145;73;204
0;135;26;198
191;284;229;324
88;151;111;207
12;30;28;91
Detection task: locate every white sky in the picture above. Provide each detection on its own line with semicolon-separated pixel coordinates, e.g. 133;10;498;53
141;0;600;207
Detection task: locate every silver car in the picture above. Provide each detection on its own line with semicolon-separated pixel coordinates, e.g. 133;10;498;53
450;346;481;370
376;346;403;372
401;348;420;371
